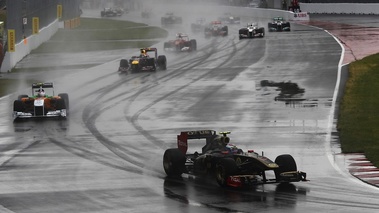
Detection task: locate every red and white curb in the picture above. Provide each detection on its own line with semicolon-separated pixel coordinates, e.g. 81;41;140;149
346;153;379;187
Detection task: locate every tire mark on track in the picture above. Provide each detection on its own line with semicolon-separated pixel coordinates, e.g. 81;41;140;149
48;37;239;174
129;38;239;149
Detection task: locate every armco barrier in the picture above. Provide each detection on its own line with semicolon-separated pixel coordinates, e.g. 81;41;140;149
300;3;379;14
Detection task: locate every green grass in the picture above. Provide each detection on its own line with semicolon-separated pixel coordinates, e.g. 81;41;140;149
0;79;38;98
32;18;168;53
337;53;379;167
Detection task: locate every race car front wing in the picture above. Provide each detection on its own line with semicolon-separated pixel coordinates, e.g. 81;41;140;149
226;171;307;188
13;109;67;119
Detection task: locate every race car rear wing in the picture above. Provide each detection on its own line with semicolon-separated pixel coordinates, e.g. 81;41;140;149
141;47;158;59
177;130;217;154
32;82;55;96
32;82;54;88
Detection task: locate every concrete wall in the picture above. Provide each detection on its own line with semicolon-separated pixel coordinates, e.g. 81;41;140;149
1;20;59;72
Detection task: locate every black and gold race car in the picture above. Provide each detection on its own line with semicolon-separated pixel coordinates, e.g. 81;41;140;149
163;130;307;188
13;82;69;120
118;47;167;73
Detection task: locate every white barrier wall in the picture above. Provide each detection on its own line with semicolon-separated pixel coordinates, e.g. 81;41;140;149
1;20;59;72
300;3;379;14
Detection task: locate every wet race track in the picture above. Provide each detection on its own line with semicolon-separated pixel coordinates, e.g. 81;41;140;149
1;4;379;213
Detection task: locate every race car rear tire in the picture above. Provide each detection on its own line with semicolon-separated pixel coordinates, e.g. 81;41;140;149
58;93;69;112
190;39;197;51
163;148;186;177
223;26;228;36
259;28;265;37
18;94;28;100
157;55;167;70
13;100;24;112
274;154;297;182
215;158;238;187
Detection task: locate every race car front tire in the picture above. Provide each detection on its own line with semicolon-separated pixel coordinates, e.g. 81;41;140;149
190;39;197;51
119;59;129;70
13;100;24;112
163;148;186;177
274;154;297;182
223;26;228;36
58;93;69;112
215;158;238;187
55;99;65;110
268;23;274;32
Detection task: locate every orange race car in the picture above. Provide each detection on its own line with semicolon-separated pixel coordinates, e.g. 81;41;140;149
13;82;69;120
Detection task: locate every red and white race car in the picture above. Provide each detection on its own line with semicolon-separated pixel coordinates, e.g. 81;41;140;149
163;33;197;52
204;21;228;38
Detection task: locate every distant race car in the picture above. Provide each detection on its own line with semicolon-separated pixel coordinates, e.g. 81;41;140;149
141;8;151;18
191;18;207;33
118;47;167;73
161;12;182;26
239;23;265;39
101;8;124;17
163;130;307;188
218;13;241;24
13;82;69;120
163;33;197;52
204;21;228;38
268;17;291;32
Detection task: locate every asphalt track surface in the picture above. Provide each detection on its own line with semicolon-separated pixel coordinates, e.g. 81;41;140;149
1;6;379;213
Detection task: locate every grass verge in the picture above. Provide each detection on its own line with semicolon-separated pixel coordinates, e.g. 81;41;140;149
0;79;39;98
337;53;379;167
32;17;168;53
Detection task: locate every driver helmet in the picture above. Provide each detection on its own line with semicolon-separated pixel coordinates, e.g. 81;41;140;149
221;136;230;146
38;89;45;97
141;49;148;57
